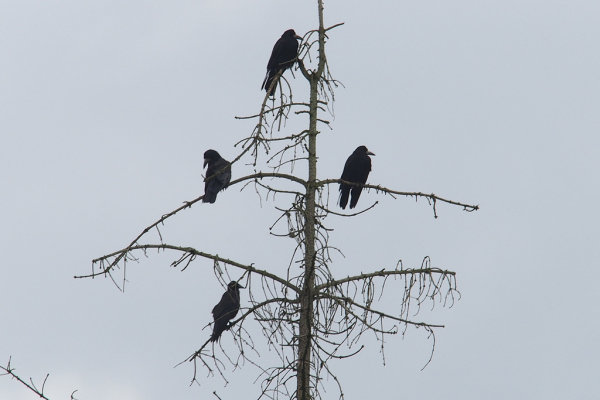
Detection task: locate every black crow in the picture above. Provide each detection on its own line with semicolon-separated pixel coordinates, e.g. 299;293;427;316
338;146;375;210
203;150;231;204
210;281;243;342
262;29;302;97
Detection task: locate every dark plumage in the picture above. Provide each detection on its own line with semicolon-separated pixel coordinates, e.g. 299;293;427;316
262;29;302;97
210;281;243;342
338;146;375;210
203;150;231;204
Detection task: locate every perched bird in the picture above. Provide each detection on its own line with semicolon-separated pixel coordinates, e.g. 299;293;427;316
203;150;231;204
262;29;303;97
338;146;375;210
210;281;244;342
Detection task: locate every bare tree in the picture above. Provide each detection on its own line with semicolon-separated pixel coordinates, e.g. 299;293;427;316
77;1;478;399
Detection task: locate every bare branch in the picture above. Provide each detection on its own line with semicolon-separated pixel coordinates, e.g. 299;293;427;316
320;178;479;214
83;244;301;295
0;357;76;400
315;267;455;291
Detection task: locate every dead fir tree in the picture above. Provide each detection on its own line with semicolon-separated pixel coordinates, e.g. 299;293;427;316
77;1;478;399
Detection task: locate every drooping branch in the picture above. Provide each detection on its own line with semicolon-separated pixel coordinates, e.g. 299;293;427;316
327;294;446;329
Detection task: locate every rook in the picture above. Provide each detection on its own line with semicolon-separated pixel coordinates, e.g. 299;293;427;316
262;29;302;97
210;281;244;342
338;146;375;209
203;150;231;204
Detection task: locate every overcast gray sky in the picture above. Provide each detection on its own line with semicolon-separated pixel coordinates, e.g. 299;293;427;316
2;1;599;399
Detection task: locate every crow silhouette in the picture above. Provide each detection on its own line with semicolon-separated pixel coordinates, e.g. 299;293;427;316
210;281;243;342
203;150;231;204
262;29;302;97
338;146;375;209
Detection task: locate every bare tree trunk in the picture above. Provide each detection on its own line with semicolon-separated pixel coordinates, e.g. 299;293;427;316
297;3;326;399
297;70;319;400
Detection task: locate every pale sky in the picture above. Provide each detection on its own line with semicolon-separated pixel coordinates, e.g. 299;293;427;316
2;1;599;399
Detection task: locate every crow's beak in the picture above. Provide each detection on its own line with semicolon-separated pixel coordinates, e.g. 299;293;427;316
294;34;302;40
367;151;376;156
203;158;209;168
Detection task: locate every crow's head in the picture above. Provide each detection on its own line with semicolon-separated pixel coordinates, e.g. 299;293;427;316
355;146;375;157
283;29;302;41
227;281;244;291
203;149;221;168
